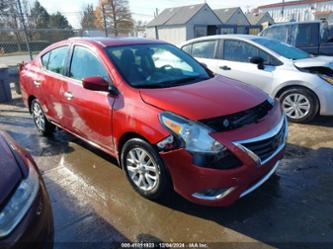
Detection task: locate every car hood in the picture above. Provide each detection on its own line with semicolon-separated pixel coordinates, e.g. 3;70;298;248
0;133;22;205
294;56;333;69
139;75;268;120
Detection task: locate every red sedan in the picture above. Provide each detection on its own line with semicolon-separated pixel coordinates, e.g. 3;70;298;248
20;38;287;206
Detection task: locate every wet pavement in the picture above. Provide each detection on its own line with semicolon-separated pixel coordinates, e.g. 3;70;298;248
0;92;333;249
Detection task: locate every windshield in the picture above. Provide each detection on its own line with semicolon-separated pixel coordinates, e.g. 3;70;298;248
252;37;310;60
105;44;211;88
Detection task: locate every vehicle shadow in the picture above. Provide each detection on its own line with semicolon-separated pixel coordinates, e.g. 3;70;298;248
308;115;333;128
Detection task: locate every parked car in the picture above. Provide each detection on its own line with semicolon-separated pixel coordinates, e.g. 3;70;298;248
20;37;287;206
0;131;53;249
259;21;333;56
181;35;333;122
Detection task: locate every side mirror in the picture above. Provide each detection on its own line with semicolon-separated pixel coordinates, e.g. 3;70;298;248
82;76;109;92
250;56;265;70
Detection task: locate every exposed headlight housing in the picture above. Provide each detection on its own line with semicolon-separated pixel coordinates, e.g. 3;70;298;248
158;112;242;169
0;161;39;238
159;112;225;154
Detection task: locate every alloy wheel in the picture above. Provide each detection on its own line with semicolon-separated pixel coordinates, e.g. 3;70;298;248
282;93;311;120
125;147;159;192
32;102;45;131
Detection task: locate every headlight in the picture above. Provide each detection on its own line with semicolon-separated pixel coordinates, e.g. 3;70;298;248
0;162;39;238
158;112;242;169
159;112;225;154
319;74;333;84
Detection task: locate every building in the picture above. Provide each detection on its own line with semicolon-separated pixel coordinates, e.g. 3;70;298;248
146;3;222;45
246;12;275;26
214;7;250;34
214;7;250;25
257;0;333;23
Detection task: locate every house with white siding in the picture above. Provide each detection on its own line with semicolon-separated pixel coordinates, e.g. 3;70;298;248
256;0;333;23
146;3;222;45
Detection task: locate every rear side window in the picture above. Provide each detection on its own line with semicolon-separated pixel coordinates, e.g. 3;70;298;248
191;40;217;59
45;46;68;75
69;46;109;81
296;23;319;47
41;52;50;68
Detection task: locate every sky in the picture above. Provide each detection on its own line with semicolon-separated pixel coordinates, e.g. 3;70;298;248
37;0;287;28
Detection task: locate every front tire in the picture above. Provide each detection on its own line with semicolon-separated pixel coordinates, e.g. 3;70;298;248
31;99;55;136
279;87;319;123
121;138;172;200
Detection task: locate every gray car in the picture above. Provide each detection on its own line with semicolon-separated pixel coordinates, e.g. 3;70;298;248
180;35;333;122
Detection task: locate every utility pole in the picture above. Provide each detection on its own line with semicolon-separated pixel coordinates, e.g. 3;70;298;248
281;0;285;17
17;0;32;60
102;3;108;37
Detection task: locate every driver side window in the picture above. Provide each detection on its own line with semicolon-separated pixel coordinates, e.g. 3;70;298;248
69;46;109;81
223;40;279;66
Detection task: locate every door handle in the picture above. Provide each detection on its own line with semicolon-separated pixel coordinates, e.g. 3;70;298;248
219;66;231;70
64;92;73;100
33;80;41;87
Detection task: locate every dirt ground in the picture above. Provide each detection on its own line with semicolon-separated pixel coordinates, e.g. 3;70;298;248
0;92;333;249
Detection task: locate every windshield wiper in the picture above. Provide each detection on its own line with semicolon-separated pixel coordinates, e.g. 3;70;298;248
165;76;211;86
134;76;209;89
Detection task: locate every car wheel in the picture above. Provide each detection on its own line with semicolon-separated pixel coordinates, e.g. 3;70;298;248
279;87;319;123
121;138;172;200
31;99;55;136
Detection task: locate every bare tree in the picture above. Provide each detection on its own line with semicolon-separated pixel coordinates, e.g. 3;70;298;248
95;0;134;36
0;0;23;51
81;4;97;30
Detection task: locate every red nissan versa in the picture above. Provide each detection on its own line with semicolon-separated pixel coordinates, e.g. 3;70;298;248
19;37;288;206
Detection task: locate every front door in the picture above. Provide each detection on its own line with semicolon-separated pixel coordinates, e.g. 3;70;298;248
215;39;278;94
62;45;116;153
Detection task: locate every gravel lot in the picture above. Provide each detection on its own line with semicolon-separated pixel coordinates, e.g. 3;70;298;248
0;91;333;249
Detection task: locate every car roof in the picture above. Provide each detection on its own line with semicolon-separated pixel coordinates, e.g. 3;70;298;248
181;34;261;45
268;21;321;27
67;37;166;47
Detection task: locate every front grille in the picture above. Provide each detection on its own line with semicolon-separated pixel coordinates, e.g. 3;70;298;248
241;120;286;163
200;100;273;132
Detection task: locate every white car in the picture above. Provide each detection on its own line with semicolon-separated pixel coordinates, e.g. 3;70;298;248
180;35;333;122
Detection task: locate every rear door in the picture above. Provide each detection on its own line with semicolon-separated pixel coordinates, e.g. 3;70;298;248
215;39;278;94
38;45;70;125
63;45;115;152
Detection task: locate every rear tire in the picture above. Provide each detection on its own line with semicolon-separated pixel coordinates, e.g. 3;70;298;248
31;99;55;136
121;138;172;200
279;87;319;123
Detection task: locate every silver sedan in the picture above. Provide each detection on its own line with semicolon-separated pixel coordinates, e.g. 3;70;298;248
180;35;333;123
